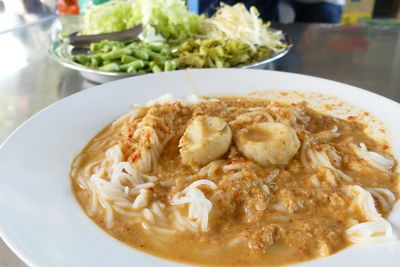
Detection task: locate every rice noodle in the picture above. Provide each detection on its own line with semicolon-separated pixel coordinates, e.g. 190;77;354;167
83;159;102;177
112;108;143;127
113;205;141;217
105;145;123;165
231;171;243;179
87;143;163;228
142;222;151;230
300;140;312;171
303;144;352;184
88;180;98;215
273;203;287;212
344;185;396;243
160;181;176;187
151;202;168;223
326;148;341;168
351;143;394;172
312;131;340;143
143;208;156;223
324;170;337;187
132;189;150;209
223;163;245;171
310;174;320;187
367;188;396;212
171;179;217;231
173;209;198;232
136;182;155;189
198;160;225;176
103;200;114;228
261;184;270;194
152;226;176;235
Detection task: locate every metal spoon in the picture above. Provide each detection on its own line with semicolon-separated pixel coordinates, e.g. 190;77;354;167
69;24;143;48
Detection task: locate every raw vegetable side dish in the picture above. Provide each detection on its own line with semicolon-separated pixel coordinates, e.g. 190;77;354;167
71;0;289;74
71;91;399;266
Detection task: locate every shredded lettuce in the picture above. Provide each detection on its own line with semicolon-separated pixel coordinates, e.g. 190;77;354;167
81;0;202;42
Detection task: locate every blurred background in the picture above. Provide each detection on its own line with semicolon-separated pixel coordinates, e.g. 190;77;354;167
0;0;399;34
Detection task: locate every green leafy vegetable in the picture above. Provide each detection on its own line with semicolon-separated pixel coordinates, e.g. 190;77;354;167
81;0;202;42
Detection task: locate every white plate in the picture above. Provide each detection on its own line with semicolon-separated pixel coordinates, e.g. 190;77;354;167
0;69;399;267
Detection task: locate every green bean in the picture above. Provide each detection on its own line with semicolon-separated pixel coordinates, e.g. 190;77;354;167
126;66;137;74
132;50;149;60
75;55;90;65
148;50;165;62
73;39;175;74
120;60;145;72
164;60;176;71
90;54;103;67
121;55;137;64
151;64;162;73
99;63;120;72
89;42;100;52
101;48;130;61
148;42;166;53
102;60;117;66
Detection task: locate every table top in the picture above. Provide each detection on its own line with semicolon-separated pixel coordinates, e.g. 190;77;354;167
0;16;399;266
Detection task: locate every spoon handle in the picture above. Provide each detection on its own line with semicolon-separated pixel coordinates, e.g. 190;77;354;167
69;24;143;47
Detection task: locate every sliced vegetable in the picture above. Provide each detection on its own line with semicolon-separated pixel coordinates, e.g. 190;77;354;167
200;3;288;53
173;38;273;69
71;2;289;74
81;0;202;42
73;40;174;74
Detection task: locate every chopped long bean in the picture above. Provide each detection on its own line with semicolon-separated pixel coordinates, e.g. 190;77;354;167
73;40;175;74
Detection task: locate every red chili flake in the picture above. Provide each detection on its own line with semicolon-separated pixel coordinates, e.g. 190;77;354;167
149;187;154;192
226;160;234;165
128;134;133;139
235;191;241;196
316;147;322;152
347;116;355;120
263;172;270;177
130;154;140;163
383;145;389;150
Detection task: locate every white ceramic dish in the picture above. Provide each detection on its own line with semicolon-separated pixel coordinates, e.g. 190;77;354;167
0;69;399;267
